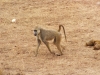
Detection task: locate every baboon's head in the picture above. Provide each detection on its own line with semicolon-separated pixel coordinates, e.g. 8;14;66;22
34;26;41;36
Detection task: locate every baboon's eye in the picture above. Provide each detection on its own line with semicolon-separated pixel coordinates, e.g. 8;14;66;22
34;30;37;32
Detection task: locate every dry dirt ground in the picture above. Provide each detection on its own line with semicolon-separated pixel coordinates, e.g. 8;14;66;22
0;0;100;75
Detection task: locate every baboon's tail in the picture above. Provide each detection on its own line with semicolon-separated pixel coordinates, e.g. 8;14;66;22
58;25;66;40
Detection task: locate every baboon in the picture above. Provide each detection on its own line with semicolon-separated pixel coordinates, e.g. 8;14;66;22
33;25;66;56
86;39;100;50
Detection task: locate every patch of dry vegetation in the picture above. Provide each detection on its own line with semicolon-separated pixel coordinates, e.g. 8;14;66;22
0;0;100;75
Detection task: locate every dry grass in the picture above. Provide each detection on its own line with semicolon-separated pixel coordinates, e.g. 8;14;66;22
0;0;100;75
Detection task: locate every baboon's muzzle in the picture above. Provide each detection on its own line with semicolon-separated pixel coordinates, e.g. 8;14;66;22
34;34;37;36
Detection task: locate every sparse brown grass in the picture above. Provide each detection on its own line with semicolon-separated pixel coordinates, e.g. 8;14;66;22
0;0;100;75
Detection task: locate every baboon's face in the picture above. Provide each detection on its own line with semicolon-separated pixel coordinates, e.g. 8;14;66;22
34;30;38;36
34;26;40;36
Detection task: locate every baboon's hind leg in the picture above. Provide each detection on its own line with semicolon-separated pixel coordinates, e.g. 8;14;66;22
54;38;63;56
56;44;63;56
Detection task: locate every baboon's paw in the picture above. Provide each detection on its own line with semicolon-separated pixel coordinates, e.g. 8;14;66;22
55;53;63;56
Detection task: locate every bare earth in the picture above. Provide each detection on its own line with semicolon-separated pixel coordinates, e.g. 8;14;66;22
0;0;100;75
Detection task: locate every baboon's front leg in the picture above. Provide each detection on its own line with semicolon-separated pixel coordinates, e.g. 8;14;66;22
35;39;41;57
